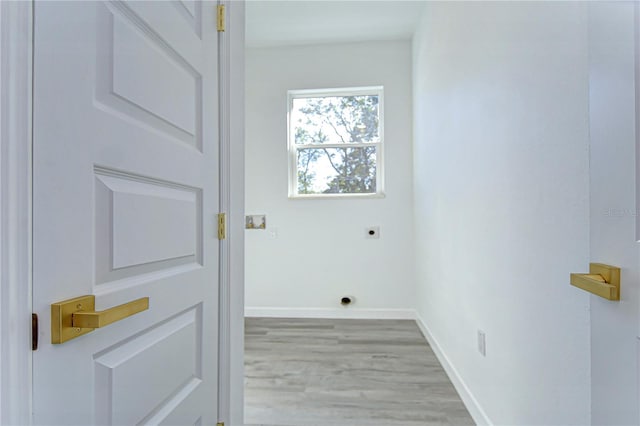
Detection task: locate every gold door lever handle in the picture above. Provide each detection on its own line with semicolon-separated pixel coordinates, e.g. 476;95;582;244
72;297;149;328
51;295;149;344
570;263;620;301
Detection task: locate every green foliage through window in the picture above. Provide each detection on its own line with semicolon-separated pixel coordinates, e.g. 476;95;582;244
289;88;383;196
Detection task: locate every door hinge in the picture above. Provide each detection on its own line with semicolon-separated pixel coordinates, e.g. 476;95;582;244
32;313;38;351
217;4;225;32
217;213;226;240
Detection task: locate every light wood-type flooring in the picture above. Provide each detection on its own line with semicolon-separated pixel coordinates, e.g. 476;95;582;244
245;318;475;426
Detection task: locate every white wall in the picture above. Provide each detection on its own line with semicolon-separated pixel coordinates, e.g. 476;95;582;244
412;3;591;424
588;3;639;425
245;41;415;316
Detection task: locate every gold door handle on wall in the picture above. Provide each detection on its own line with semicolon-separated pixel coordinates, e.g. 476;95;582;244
570;263;620;301
51;295;149;344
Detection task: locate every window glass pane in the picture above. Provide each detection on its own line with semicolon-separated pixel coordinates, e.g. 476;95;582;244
297;147;377;194
292;95;379;145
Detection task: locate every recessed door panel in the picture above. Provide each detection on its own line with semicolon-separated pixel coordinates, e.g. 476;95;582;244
94;170;204;288
94;307;202;425
112;189;197;268
111;14;198;136
175;0;202;39
94;171;201;272
95;2;203;150
179;0;196;17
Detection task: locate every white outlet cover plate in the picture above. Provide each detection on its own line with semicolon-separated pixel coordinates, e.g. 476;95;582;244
477;330;486;356
268;227;278;239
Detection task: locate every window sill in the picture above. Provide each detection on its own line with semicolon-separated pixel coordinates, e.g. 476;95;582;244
288;192;386;200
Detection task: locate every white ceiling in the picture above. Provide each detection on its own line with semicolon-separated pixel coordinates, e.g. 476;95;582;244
245;1;425;48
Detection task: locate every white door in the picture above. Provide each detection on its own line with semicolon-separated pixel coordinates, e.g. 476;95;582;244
32;1;220;425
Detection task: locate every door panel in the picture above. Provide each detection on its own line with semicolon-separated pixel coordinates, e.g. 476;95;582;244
94;307;202;425
94;169;202;285
32;1;219;425
95;2;203;149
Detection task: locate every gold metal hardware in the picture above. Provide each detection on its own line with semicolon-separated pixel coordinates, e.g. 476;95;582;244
218;213;226;240
217;4;225;32
51;295;149;344
570;263;620;301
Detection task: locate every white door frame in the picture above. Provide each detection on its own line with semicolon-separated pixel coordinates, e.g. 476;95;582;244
0;1;33;424
635;0;640;242
635;1;640;422
0;1;245;424
218;1;245;425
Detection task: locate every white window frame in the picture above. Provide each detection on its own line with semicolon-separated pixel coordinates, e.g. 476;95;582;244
287;86;385;199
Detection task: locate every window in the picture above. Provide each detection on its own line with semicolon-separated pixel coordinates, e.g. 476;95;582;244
288;87;384;198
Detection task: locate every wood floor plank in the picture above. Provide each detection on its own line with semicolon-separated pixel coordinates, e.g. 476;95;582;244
245;318;475;426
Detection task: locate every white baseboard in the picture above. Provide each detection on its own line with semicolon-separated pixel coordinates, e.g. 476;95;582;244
244;307;416;320
414;313;492;426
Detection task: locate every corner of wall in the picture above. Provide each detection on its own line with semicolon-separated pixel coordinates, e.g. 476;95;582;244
414;313;492;426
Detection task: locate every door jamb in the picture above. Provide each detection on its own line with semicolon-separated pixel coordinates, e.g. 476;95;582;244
218;1;245;425
218;0;231;422
634;1;640;421
227;1;245;424
635;0;640;243
0;1;33;424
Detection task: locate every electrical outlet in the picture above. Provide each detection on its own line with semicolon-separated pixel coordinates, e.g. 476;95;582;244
268;227;278;240
365;226;380;239
477;330;486;356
